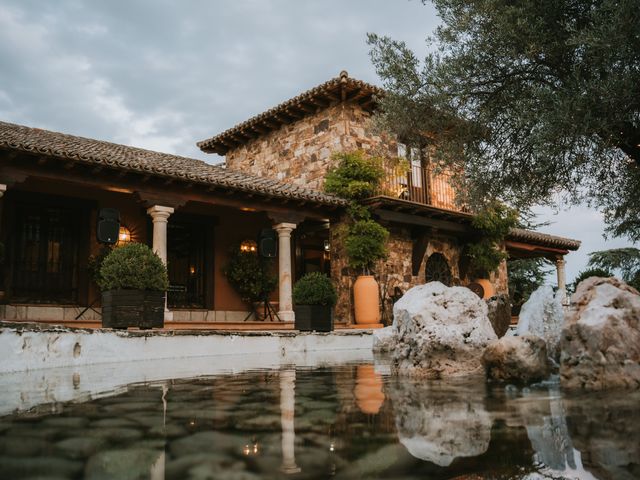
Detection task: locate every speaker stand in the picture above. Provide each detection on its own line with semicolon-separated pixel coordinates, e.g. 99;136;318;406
75;297;102;321
243;298;281;322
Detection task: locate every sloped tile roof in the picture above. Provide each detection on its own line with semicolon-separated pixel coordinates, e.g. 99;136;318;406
197;71;384;154
0;121;347;207
507;228;581;251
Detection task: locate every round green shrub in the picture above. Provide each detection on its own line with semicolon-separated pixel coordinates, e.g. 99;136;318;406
98;242;168;292
293;272;337;306
223;247;277;303
345;219;389;273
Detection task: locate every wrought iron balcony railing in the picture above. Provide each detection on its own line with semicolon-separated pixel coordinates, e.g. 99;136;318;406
376;160;463;212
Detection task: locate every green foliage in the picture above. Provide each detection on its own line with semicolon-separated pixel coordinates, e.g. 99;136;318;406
293;272;337;306
368;0;640;241
464;241;507;277
465;202;519;276
508;258;552;312
324;151;385;200
345;219;390;273
323;150;391;276
223;246;277;304
98;243;168;292
570;267;614;293
587;247;640;289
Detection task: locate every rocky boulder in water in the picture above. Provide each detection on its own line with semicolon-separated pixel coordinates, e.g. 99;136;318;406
560;277;640;391
516;285;565;360
372;326;396;354
485;293;511;338
392;282;497;378
482;335;550;384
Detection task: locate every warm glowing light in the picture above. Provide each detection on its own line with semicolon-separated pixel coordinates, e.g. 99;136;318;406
329;443;335;452
240;240;258;253
117;226;131;245
240;207;257;212
323;240;330;252
243;444;251;456
189;265;196;275
105;186;134;194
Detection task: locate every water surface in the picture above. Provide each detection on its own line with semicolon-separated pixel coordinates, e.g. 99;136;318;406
0;362;638;479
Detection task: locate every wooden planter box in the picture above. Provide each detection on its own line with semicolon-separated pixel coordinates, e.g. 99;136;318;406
102;289;164;329
294;305;333;332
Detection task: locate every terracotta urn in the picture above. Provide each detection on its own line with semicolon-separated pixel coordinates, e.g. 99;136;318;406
354;365;385;414
467;278;496;299
353;275;380;324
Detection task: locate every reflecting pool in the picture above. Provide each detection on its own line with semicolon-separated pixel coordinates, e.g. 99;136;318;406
0;362;638;479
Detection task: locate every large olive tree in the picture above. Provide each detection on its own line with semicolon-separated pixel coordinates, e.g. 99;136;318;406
368;0;640;240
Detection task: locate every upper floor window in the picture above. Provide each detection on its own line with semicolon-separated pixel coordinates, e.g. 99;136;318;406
397;143;424;188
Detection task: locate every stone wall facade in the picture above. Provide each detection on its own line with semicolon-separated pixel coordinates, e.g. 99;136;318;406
329;217;510;324
226;102;396;191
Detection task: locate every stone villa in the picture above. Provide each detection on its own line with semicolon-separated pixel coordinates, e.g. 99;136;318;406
0;71;580;328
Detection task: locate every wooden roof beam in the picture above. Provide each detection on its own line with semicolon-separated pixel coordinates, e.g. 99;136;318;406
297;103;317;114
346;88;363;101
309;97;330;108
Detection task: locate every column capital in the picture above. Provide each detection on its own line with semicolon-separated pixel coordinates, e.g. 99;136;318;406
0;184;6;198
147;205;174;220
555;256;566;266
273;222;297;235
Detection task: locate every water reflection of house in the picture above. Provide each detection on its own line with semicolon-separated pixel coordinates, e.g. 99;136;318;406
0;71;579;327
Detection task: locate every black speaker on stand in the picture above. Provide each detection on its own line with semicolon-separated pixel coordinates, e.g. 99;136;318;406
258;228;277;258
77;208;121;320
97;208;120;244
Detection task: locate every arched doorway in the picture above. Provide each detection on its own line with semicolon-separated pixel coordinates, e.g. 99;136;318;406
425;253;452;286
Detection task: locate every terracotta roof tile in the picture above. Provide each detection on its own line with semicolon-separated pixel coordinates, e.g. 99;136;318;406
507;228;581;251
0;121;347;207
197;71;384;154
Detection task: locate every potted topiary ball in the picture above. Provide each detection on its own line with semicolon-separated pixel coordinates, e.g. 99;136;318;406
293;272;337;332
98;242;168;329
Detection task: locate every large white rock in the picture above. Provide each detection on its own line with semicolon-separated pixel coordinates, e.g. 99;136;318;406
560;277;640;390
482;334;550;383
516;285;565;359
372;326;396;354
391;282;497;378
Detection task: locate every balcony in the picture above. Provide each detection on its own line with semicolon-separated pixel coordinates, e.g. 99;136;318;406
376;160;463;212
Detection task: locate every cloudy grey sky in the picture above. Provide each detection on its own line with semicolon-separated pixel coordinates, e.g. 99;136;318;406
0;0;636;282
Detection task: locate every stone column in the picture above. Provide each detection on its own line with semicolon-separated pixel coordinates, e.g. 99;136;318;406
147;205;174;321
280;369;301;474
556;256;567;304
0;184;6;232
274;223;297;322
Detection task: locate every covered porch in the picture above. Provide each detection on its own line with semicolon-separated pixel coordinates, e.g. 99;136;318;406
0;122;345;330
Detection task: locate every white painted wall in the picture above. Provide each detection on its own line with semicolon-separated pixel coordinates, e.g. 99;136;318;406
0;346;375;416
0;326;373;373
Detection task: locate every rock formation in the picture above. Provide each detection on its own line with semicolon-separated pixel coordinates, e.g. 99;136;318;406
560;277;640;390
516;285;565;360
482;335;549;383
372;326;396;354
485;293;512;337
391;282;497;378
